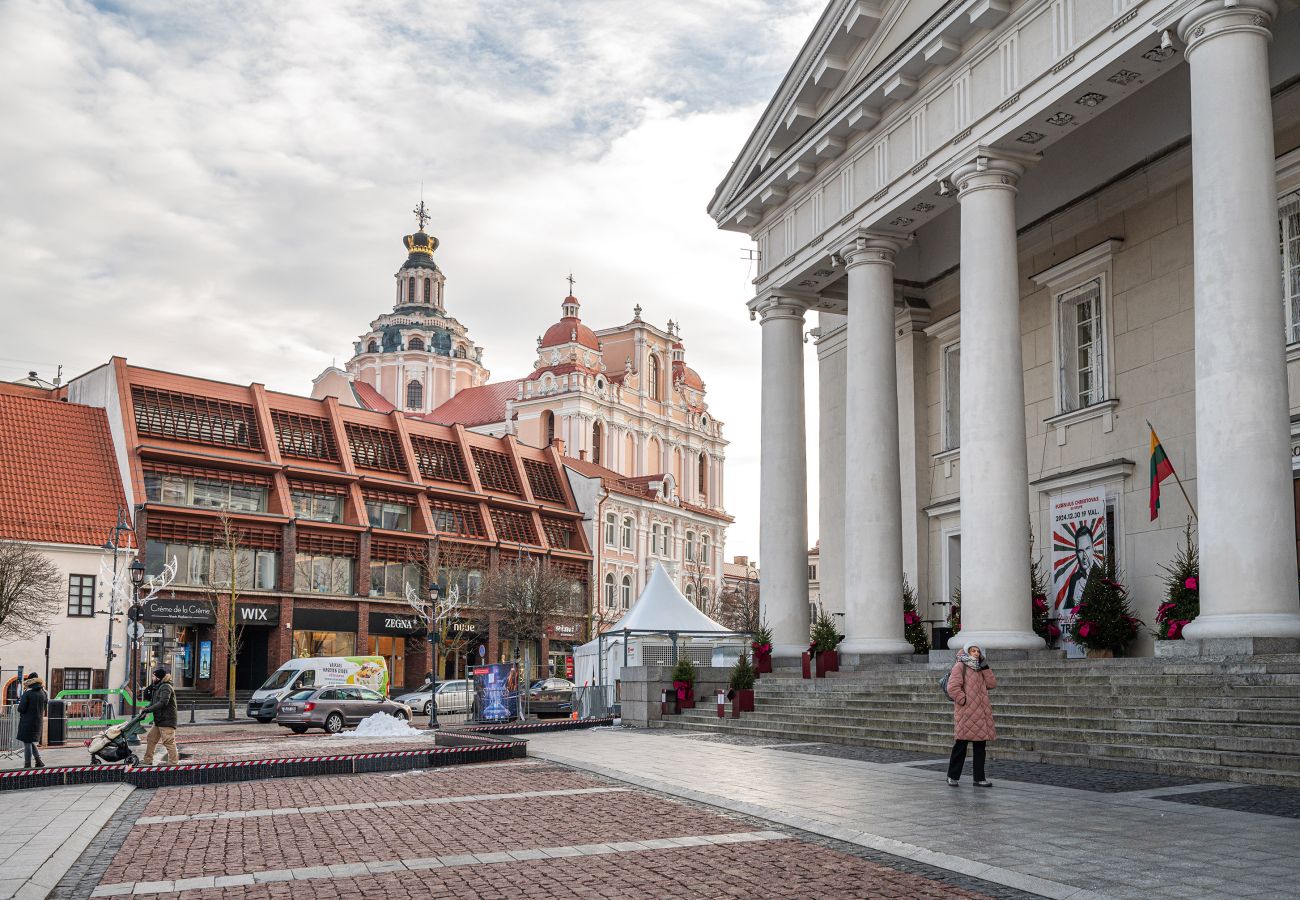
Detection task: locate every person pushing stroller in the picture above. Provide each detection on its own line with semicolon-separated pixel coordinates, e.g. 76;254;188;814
141;666;179;765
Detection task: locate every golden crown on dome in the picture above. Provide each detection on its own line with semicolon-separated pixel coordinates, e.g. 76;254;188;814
403;200;440;263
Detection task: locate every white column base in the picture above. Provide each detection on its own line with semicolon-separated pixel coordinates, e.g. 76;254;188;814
839;637;915;656
1182;612;1300;640
771;642;811;663
947;629;1045;651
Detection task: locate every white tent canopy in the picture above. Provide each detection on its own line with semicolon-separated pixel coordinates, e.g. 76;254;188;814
574;563;740;686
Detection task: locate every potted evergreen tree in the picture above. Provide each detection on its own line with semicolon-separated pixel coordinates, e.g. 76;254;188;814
902;576;930;655
810;606;840;676
671;656;697;709
728;651;756;717
751;623;774;675
1068;562;1142;657
1154;520;1199;641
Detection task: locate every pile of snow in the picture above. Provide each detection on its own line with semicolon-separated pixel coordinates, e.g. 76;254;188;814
346;712;425;738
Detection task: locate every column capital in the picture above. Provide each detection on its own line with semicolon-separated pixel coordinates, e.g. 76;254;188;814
839;229;908;269
1177;0;1275;57
943;146;1039;200
748;292;811;324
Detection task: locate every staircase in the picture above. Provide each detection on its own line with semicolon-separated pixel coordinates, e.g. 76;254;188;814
661;655;1300;787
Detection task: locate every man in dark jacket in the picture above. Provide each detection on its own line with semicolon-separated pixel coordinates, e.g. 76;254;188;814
142;666;179;765
16;671;47;768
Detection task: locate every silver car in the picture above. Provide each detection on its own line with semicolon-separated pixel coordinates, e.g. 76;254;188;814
394;679;472;716
275;686;412;734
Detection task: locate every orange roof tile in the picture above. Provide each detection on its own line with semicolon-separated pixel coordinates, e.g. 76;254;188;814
0;394;132;547
351;380;396;414
424;380;521;427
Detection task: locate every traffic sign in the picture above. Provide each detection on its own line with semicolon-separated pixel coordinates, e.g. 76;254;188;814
127;621;145;641
127;604;141;622
478;644;486;659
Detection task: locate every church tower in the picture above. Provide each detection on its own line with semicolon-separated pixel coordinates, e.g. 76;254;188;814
340;202;489;414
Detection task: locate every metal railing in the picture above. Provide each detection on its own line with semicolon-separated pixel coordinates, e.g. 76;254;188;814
53;689;151;739
573;684;617;719
0;705;18;759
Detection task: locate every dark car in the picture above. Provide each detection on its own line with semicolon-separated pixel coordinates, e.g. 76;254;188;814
275;686;412;734
527;678;575;718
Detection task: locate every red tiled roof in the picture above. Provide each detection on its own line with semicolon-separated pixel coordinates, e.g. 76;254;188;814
351;381;396;414
424;380;521;427
540;316;600;351
0;395;132;547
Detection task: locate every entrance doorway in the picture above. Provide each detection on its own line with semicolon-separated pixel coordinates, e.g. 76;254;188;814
235;629;270;693
369;635;406;688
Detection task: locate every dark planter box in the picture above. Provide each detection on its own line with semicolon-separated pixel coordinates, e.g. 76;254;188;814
815;650;839;677
731;689;755;716
801;652;812;679
755;653;773;675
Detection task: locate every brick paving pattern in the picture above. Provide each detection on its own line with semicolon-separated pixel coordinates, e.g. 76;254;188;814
50;789;153;899
82;759;1025;899
1158;784;1300;818
775;742;944;764
911;759;1207;792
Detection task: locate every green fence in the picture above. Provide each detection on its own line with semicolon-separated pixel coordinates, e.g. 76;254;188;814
53;688;152;736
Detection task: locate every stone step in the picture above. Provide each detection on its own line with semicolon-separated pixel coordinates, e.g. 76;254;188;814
751;689;1300;711
757;675;1300;693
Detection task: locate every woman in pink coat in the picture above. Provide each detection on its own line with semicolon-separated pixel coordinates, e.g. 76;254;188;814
946;641;997;787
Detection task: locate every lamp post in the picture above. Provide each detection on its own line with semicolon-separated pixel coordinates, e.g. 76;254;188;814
126;559;146;743
100;507;133;701
427;581;440;731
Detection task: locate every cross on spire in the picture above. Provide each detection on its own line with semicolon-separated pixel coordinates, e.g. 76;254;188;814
565;272;577;295
413;199;431;231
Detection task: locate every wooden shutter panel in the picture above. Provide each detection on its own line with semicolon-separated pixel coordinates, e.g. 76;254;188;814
50;669;64;696
93;669;106;689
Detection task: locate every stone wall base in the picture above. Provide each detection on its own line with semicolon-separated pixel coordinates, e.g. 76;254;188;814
1154;636;1300;657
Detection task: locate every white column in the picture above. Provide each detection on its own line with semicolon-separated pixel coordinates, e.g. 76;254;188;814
816;313;847;622
841;233;914;656
749;294;811;659
1178;1;1300;640
947;150;1043;650
896;304;931;601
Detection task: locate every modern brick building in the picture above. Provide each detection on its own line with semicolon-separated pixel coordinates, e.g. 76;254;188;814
64;358;591;696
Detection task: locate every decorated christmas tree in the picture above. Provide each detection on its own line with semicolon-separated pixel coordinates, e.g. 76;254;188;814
948;583;961;635
1154;520;1199;640
902;576;930;654
1029;531;1056;646
1068;558;1142;655
810;604;840;653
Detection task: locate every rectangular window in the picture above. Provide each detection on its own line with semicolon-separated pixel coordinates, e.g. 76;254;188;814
941;343;960;451
144;472;267;513
292;491;344;523
368;561;422;599
605;513;617;547
63;668;92;691
621;518;633;550
67;574;95;616
148;540;276;590
1057;278;1106;412
295;554;354;595
366;500;412;532
1282;199;1300;344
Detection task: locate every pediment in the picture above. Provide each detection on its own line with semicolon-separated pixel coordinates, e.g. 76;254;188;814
709;0;1010;231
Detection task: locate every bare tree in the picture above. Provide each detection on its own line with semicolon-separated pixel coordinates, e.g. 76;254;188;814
479;552;581;683
403;541;486;679
0;540;62;641
207;515;252;720
712;572;760;635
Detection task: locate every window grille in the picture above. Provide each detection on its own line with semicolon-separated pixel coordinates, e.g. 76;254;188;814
1057;279;1105;411
271;410;340;462
541;515;577;549
549;559;588;582
287;479;349;497
490;508;538;544
429;498;487;537
141;461;271;488
408;337;425;352
410;435;470;484
522;458;566;503
148;517;281;550
132;386;262;450
473;447;522;494
371;538;422;562
406;380;424;410
63;668;93;691
1283;198;1300;344
296;530;358;557
345;423;407;473
439;541;489;569
362;489;416;507
68;574;95;616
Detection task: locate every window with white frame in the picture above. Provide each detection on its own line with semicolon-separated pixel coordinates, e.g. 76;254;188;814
621;516;633;549
941;342;960;451
1282;197;1300;344
685;583;696;606
1057;278;1107;411
684;531;695;562
604;573;616;609
604;512;617;547
700;533;710;565
620;575;633;609
662;526;673;558
651;523;661;556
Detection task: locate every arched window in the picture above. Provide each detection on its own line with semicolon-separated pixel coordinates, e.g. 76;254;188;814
407;276;416;304
406;380;423;410
366;340;379;353
408;336;425;351
698;452;707;499
685;583;696;606
647;354;661;401
685;531;695;563
621;575;632;610
604;573;616;609
542;410;555;446
423;277;431;304
621;516;633;549
701;533;711;565
592;421;603;465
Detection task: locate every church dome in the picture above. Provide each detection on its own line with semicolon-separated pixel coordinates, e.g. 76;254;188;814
402;229;440;270
678;365;705;390
539;295;601;350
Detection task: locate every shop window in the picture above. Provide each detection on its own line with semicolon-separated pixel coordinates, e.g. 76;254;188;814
146;540;277;590
293;630;356;658
366;499;412;532
67;574;95;617
272;411;340;462
410;436;470;484
294;554;354;595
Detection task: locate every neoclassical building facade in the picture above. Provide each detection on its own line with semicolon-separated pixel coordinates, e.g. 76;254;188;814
712;0;1300;660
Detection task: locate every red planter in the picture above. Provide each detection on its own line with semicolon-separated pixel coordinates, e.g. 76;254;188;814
754;652;773;675
732;689;755;715
673;681;696;709
801;652;812;679
815;649;839;677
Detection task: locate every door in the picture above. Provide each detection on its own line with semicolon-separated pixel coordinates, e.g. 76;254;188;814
336;686;365;724
235;629;270;695
356;686;386;719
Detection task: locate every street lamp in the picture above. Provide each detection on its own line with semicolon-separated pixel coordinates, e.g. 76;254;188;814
127;559;146;720
427;581;440;731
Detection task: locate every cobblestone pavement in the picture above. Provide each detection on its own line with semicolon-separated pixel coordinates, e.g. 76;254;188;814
66;758;1030;899
1158;784;1300;818
526;727;1300;900
910;759;1206;792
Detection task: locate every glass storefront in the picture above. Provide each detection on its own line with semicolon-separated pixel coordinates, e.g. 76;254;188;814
292;630;356;658
368;635;405;680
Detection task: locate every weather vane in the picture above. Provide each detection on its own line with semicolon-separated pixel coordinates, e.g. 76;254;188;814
413;199;431;231
566;272;577;295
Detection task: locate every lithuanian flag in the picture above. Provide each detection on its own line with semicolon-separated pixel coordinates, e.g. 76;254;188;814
1149;427;1176;521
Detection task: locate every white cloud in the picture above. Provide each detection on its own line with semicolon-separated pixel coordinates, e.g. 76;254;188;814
0;0;825;560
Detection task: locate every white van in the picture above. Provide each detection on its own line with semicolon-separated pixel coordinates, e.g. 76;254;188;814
246;656;389;722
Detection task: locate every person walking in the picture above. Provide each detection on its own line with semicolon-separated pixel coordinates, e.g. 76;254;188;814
946;641;997;787
16;671;48;769
142;666;179;765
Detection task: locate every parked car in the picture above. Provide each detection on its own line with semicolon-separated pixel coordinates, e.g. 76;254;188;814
394;680;473;716
275;685;412;734
527;678;575;718
247;656;389;723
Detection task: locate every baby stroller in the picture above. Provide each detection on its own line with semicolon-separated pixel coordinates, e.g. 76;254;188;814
87;712;149;765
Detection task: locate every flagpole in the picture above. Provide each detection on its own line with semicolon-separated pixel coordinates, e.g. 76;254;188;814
1147;420;1199;521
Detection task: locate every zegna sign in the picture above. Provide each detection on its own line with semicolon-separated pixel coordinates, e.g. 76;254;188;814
236;603;279;626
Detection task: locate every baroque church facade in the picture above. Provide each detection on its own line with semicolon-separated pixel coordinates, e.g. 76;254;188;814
713;0;1300;660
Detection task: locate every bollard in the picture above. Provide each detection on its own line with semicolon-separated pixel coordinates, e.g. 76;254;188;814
190;700;197;724
716;690;725;718
660;689;669;716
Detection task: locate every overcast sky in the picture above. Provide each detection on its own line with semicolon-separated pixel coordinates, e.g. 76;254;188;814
0;0;826;561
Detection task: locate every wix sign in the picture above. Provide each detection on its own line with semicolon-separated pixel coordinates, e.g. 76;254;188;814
236;603;279;625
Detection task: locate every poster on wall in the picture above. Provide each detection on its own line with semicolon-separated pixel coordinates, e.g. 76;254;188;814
198;641;212;679
1051;489;1107;659
472;663;519;722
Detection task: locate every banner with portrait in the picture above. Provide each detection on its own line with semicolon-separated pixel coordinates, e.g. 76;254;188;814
1051;489;1107;658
